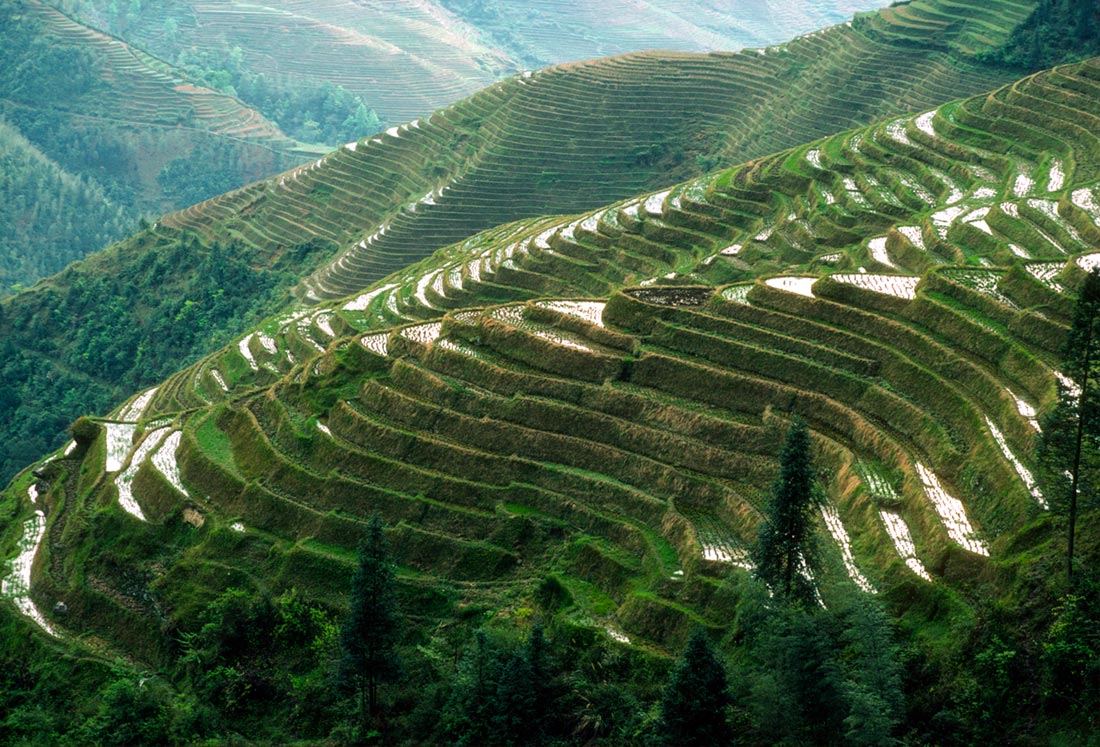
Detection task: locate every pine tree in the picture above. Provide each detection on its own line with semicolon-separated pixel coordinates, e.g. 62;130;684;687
1039;268;1100;586
752;418;821;604
656;629;735;746
337;515;402;722
523;622;553;725
493;647;536;746
438;629;506;746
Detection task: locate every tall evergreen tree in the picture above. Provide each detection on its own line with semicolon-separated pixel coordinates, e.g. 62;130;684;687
438;629;507;746
656;628;735;746
337;515;402;722
1039;268;1100;587
752;418;821;604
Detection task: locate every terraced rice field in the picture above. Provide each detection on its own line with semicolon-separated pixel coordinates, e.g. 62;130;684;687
68;0;898;124
150;0;1024;304
19;1;296;148
8;230;1074;649
146;53;1100;427
8;0;1096;659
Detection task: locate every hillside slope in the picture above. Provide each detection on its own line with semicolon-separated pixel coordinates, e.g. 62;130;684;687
4;52;1100;742
0;117;131;291
0;0;1047;484
60;0;896;123
0;0;310;288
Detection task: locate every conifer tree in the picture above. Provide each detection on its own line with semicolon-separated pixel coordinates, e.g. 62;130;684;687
493;647;537;746
1039;268;1100;586
752;418;821;604
337;515;402;722
438;629;506;746
656;628;735;746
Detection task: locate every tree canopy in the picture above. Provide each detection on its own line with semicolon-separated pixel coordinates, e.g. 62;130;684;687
1038;268;1100;586
337;515;403;721
656;629;735;746
752;418;822;604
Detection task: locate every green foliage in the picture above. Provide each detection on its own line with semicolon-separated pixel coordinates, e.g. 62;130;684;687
1038;269;1100;584
79;677;172;746
0;234;329;484
655;628;735;746
0;117;133;293
436;622;562;746
751;418;822;604
337;515;403;720
174;47;383;145
178;585;339;737
438;628;510;746
0;11;99;102
986;0;1100;68
157;139;263;207
737;584;904;746
1042;575;1100;716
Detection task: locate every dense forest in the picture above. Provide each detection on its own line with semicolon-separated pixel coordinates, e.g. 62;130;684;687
0;118;131;293
986;0;1100;68
171;48;384;147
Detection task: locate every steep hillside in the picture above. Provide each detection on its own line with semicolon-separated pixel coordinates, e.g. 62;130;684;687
5;53;1100;743
0;0;310;287
0;117;131;291
58;0;896;123
0;0;1047;484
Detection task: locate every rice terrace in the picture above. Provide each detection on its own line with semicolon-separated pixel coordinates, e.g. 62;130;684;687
2;0;1100;744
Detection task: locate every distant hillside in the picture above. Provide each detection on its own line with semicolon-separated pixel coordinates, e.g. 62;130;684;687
0;0;310;290
5;51;1100;744
57;0;895;123
0;117;130;291
0;0;1045;484
986;0;1100;69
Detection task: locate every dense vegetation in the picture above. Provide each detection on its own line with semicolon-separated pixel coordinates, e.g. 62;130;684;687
988;0;1100;69
0;117;131;292
172;47;383;146
0;233;331;482
0;0;306;292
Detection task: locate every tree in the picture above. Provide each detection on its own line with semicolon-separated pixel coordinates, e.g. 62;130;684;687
656;628;735;746
492;622;555;745
337;515;402;722
1039;268;1100;587
438;629;507;746
837;596;904;746
752;417;821;604
436;624;555;746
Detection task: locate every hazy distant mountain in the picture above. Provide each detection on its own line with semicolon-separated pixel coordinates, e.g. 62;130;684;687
57;0;895;123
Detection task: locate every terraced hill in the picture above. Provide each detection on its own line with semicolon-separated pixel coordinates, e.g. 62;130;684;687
163;0;1034;304
61;0;896;123
7;50;1100;703
0;0;308;256
0;0;1045;486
